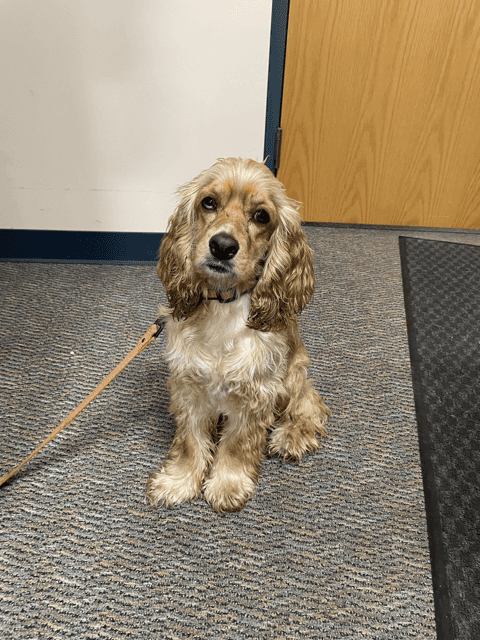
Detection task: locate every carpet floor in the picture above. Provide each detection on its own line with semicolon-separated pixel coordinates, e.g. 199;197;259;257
400;237;480;640
0;227;479;639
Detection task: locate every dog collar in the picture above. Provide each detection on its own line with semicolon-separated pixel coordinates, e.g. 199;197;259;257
203;287;253;304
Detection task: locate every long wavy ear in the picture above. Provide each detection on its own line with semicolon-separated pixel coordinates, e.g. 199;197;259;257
157;178;204;321
247;196;315;332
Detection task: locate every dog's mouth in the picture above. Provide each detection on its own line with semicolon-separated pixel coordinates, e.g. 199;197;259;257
204;260;234;275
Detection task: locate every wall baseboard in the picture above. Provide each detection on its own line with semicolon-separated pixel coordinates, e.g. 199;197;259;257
0;229;164;264
2;224;478;264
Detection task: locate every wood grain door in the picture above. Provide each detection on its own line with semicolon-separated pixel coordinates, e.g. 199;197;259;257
278;0;480;229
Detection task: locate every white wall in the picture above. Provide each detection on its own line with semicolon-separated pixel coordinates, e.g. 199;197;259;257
0;1;272;233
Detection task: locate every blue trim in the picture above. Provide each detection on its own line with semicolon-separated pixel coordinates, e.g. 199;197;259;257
0;229;164;263
264;0;290;175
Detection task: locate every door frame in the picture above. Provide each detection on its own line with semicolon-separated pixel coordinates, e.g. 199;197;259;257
263;0;291;175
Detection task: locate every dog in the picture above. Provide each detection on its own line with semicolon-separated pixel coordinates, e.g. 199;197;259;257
146;157;329;512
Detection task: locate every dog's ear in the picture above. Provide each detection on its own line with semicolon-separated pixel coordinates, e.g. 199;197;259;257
157;179;203;320
247;197;314;332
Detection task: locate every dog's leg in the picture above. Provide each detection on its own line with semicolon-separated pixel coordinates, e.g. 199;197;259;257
146;373;215;508
203;406;272;513
268;336;329;462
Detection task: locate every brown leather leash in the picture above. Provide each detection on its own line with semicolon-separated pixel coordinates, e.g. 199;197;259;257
0;319;165;488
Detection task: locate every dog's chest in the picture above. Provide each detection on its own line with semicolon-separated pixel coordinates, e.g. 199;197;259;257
165;296;252;377
163;296;284;408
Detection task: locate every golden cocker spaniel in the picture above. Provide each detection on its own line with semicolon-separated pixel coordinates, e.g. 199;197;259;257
146;157;329;512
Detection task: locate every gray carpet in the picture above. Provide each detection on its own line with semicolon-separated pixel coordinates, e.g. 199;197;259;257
1;227;479;639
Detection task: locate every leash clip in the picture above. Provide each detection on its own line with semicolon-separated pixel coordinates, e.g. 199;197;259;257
153;318;166;338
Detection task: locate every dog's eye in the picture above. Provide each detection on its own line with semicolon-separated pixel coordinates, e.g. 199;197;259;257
201;197;217;211
253;209;270;224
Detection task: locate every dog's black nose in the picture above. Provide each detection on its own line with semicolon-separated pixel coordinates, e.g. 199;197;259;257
209;233;239;261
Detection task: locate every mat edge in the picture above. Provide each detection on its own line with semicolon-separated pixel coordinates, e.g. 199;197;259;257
399;236;455;640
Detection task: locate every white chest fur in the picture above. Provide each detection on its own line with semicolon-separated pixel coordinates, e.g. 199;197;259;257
163;295;287;412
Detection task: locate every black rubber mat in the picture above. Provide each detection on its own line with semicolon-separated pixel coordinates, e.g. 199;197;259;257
400;237;480;640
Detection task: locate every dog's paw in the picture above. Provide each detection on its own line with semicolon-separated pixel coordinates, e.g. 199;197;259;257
146;465;202;508
268;417;326;462
203;469;256;513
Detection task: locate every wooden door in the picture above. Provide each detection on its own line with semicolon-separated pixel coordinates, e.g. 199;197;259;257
278;0;480;229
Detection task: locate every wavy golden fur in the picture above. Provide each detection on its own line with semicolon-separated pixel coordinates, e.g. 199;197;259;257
147;158;329;512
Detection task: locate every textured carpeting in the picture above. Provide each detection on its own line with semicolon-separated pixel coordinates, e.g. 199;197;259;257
400;237;480;640
0;227;479;639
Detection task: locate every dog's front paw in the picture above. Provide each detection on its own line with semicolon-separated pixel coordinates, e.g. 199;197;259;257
203;469;256;513
146;464;202;508
268;418;324;462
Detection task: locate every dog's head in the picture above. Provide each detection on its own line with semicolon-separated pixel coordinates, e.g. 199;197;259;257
157;157;314;331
